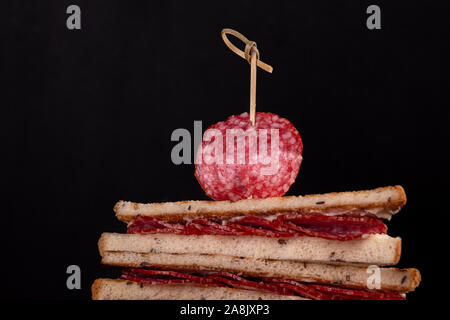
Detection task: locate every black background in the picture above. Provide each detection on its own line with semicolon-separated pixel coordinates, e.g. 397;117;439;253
3;0;448;306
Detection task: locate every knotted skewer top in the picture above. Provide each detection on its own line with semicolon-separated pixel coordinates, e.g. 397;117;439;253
221;28;273;125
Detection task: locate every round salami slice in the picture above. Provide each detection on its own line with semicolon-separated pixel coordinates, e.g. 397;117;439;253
195;112;303;201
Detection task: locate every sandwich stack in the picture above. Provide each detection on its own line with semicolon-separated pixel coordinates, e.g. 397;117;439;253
92;185;421;300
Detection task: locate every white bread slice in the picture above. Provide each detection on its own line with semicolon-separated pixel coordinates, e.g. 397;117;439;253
99;233;401;266
114;185;406;222
92;279;305;300
101;252;420;293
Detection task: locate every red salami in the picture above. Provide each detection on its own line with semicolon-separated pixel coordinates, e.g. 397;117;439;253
122;268;405;300
127;213;387;241
122;269;225;287
309;284;406;300
275;214;387;241
195;112;303;201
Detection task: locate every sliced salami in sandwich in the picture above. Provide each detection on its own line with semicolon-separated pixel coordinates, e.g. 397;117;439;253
92;186;421;300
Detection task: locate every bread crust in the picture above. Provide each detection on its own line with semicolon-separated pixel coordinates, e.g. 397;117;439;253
98;232;107;258
91;278;103;300
98;232;402;266
408;268;422;290
114;186;406;223
394;237;402;265
92;278;306;300
101;251;421;292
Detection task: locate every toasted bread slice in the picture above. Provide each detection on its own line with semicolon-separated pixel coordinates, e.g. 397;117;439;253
99;233;401;266
114;186;406;223
92;279;305;300
101;251;420;293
